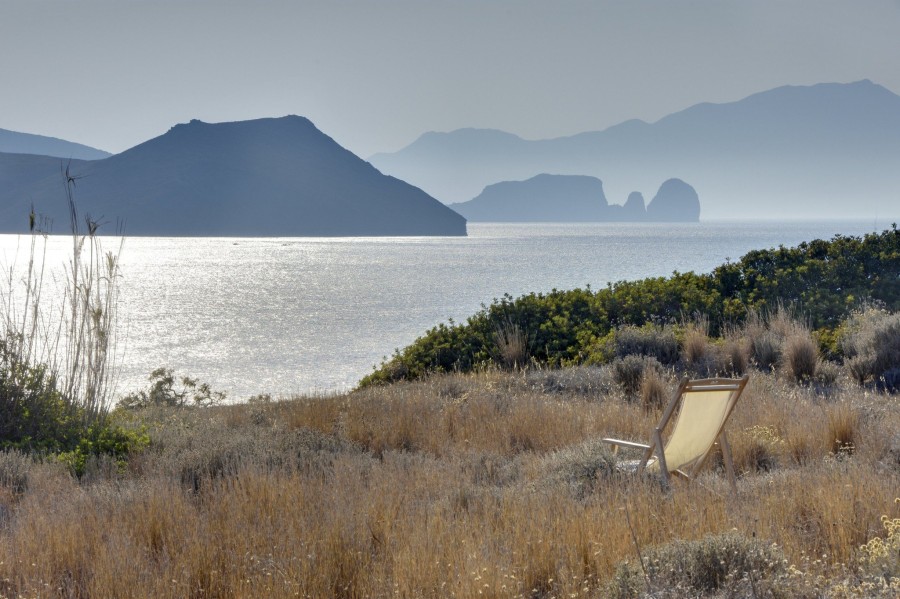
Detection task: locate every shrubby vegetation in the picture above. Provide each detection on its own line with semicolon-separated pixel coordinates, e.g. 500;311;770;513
362;226;900;386
118;367;227;410
1;370;898;597
0;175;146;474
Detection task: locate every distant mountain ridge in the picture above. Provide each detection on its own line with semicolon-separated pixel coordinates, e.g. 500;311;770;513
449;174;700;222
0;128;111;160
0;116;466;236
369;80;900;219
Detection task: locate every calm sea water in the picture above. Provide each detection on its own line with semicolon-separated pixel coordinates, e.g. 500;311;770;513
0;220;890;399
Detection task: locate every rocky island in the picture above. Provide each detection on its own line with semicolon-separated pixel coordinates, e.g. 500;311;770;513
448;174;700;222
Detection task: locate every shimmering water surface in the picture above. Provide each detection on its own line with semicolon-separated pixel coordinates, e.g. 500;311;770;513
0;221;889;398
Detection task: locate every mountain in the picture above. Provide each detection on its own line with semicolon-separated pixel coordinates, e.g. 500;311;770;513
369;80;900;219
0;116;467;236
0;128;111;160
449;174;699;222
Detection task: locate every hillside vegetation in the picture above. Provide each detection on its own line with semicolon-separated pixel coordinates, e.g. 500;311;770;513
1;223;899;597
1;366;898;597
363;226;899;386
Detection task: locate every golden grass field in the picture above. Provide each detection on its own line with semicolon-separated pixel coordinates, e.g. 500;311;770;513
0;367;897;598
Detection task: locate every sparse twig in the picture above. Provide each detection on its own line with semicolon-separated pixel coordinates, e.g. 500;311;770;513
623;503;655;597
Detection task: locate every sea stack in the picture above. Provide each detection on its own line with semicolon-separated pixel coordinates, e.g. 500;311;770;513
646;179;700;222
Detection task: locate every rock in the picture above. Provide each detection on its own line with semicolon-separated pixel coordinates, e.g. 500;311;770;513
646;179;700;222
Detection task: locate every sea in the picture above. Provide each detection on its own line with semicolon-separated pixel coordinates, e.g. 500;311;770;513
0;220;892;400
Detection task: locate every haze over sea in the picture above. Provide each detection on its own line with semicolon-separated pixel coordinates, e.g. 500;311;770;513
0;220;891;399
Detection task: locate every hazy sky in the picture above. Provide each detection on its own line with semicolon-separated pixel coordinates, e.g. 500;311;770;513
2;0;899;158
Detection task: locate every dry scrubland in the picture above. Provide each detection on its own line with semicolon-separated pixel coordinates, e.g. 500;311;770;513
3;185;897;597
0;363;898;598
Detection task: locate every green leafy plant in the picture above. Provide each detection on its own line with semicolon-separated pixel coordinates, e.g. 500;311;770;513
118;367;226;409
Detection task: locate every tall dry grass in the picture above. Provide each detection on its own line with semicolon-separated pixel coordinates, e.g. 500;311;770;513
0;369;898;598
1;171;123;427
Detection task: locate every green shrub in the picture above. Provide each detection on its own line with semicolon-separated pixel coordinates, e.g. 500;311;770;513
361;227;900;386
56;424;150;477
0;350;79;452
613;324;680;365
118;367;226;409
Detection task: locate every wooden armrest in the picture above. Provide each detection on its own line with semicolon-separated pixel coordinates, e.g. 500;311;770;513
601;438;651;450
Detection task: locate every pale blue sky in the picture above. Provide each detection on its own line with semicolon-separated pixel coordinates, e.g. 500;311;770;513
2;0;898;157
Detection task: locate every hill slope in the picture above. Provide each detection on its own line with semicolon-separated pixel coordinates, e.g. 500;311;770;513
0;116;466;236
0;128;111;160
370;81;900;219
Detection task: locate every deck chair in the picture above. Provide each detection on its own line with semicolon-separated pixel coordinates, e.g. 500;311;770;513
602;375;749;491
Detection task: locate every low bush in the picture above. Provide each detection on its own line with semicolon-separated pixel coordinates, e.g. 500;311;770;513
607;531;786;598
639;369;669;411
813;359;841;388
612;355;663;397
783;329;819;384
879;367;900;393
525;365;612;397
681;317;710;369
612;324;680;365
720;335;750;376
118;368;227;409
841;307;900;389
0;450;33;495
855;500;900;592
539;438;616;499
0;353;79;452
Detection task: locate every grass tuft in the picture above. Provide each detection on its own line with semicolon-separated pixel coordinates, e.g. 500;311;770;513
783;328;819;383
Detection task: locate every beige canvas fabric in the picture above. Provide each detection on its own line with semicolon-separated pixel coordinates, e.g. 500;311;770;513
646;389;732;473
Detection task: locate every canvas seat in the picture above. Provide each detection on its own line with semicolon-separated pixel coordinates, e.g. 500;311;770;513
602;375;749;491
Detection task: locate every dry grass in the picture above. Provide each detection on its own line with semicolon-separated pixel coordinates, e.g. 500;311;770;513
720;335;750;377
783;328;819;383
0;370;898;598
681;317;711;371
493;320;529;369
639;368;670;412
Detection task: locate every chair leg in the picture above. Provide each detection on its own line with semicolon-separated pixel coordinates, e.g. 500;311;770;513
719;432;738;494
652;429;670;490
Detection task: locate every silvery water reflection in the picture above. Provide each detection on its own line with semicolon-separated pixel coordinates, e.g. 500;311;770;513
0;221;886;399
